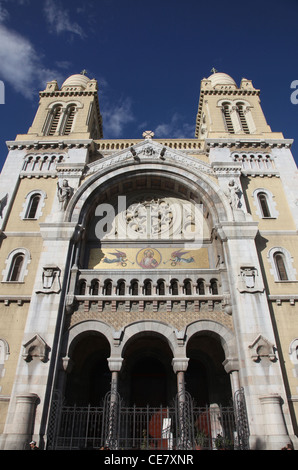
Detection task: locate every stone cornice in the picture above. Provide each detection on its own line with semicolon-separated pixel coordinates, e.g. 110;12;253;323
39;90;97;98
205;138;293;150
6;139;93;151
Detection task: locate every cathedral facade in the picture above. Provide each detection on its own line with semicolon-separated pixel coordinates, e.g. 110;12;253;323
0;71;297;450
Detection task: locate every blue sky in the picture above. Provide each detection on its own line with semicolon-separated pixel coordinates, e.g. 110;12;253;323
0;0;298;170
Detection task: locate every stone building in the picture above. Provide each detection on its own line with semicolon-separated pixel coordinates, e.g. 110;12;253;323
0;71;297;450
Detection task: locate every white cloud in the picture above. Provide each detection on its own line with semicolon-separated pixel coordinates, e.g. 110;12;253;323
154;113;195;138
102;97;135;138
43;0;85;38
0;24;63;99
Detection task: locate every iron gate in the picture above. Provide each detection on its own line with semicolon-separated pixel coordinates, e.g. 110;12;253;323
47;389;249;450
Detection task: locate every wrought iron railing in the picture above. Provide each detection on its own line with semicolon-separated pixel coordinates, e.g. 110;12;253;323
47;390;249;450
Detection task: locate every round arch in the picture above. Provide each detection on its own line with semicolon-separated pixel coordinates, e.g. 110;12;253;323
65;155;233;227
119;320;181;358
64;320;115;359
185;320;236;359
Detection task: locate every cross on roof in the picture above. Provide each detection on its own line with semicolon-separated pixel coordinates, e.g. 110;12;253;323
80;69;88;76
210;67;218;74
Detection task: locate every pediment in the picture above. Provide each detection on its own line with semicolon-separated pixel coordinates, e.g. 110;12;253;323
86;139;213;177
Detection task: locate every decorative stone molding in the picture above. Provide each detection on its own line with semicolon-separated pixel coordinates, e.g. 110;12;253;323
249;335;276;362
62;355;74;373
237;266;264;293
36;265;61;294
222;357;239;374
22;334;50;363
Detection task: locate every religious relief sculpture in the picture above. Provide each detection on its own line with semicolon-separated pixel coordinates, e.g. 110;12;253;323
237;266;264;293
57;179;73;211
225;179;242;210
125;197;173;237
36;265;61;294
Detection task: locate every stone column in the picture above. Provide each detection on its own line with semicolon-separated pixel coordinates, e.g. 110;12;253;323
108;358;123;395
172;358;190;449
106;358;123;449
259;394;291;450
2;393;39;450
172;358;189;400
223;357;240;398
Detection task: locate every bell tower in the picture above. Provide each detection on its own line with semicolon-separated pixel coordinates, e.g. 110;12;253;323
25;72;103;140
195;71;272;139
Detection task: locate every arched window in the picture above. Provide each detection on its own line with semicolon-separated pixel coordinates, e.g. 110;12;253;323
222;103;234;133
104;280;112;296
274;253;288;281
258;192;271;218
7;254;24;281
25;194;41;219
21;190;46;221
236;103;250;134
157;279;165;295
63;106;76;135
183;279;192;295
143;280;152;296
170;279;179;295
197;279;205;295
253;188;278;219
91;280;99;295
210;279;218;295
117;280;125;295
130;280;138;296
3;248;31;283
79;280;87;295
48;106;62;136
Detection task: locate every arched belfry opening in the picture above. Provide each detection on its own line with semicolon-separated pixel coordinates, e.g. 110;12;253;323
64;332;111;406
119;333;176;407
186;333;232;407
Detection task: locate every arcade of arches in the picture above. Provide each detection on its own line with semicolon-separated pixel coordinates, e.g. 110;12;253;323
64;330;232;408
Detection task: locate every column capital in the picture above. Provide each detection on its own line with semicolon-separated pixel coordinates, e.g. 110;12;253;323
108;357;123;372
172;357;189;373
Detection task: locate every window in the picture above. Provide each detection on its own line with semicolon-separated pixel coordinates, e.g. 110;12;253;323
197;279;205;295
64;106;76;135
21;190;46;221
143;280;152;295
274;253;288;281
267;247;296;282
253;188;278;220
25;194;41;219
184;279;192;295
170;280;179;295
8;254;24;281
210;279;218;295
104;280;112;296
157;280;165;295
48;106;62;135
130;280;138;296
236;103;250;134
117;280;125;295
222;103;234;133
91;280;99;295
258;193;271;218
79;280;87;295
2;248;31;283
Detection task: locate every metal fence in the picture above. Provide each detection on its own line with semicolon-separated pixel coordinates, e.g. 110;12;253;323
47;390;249;450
